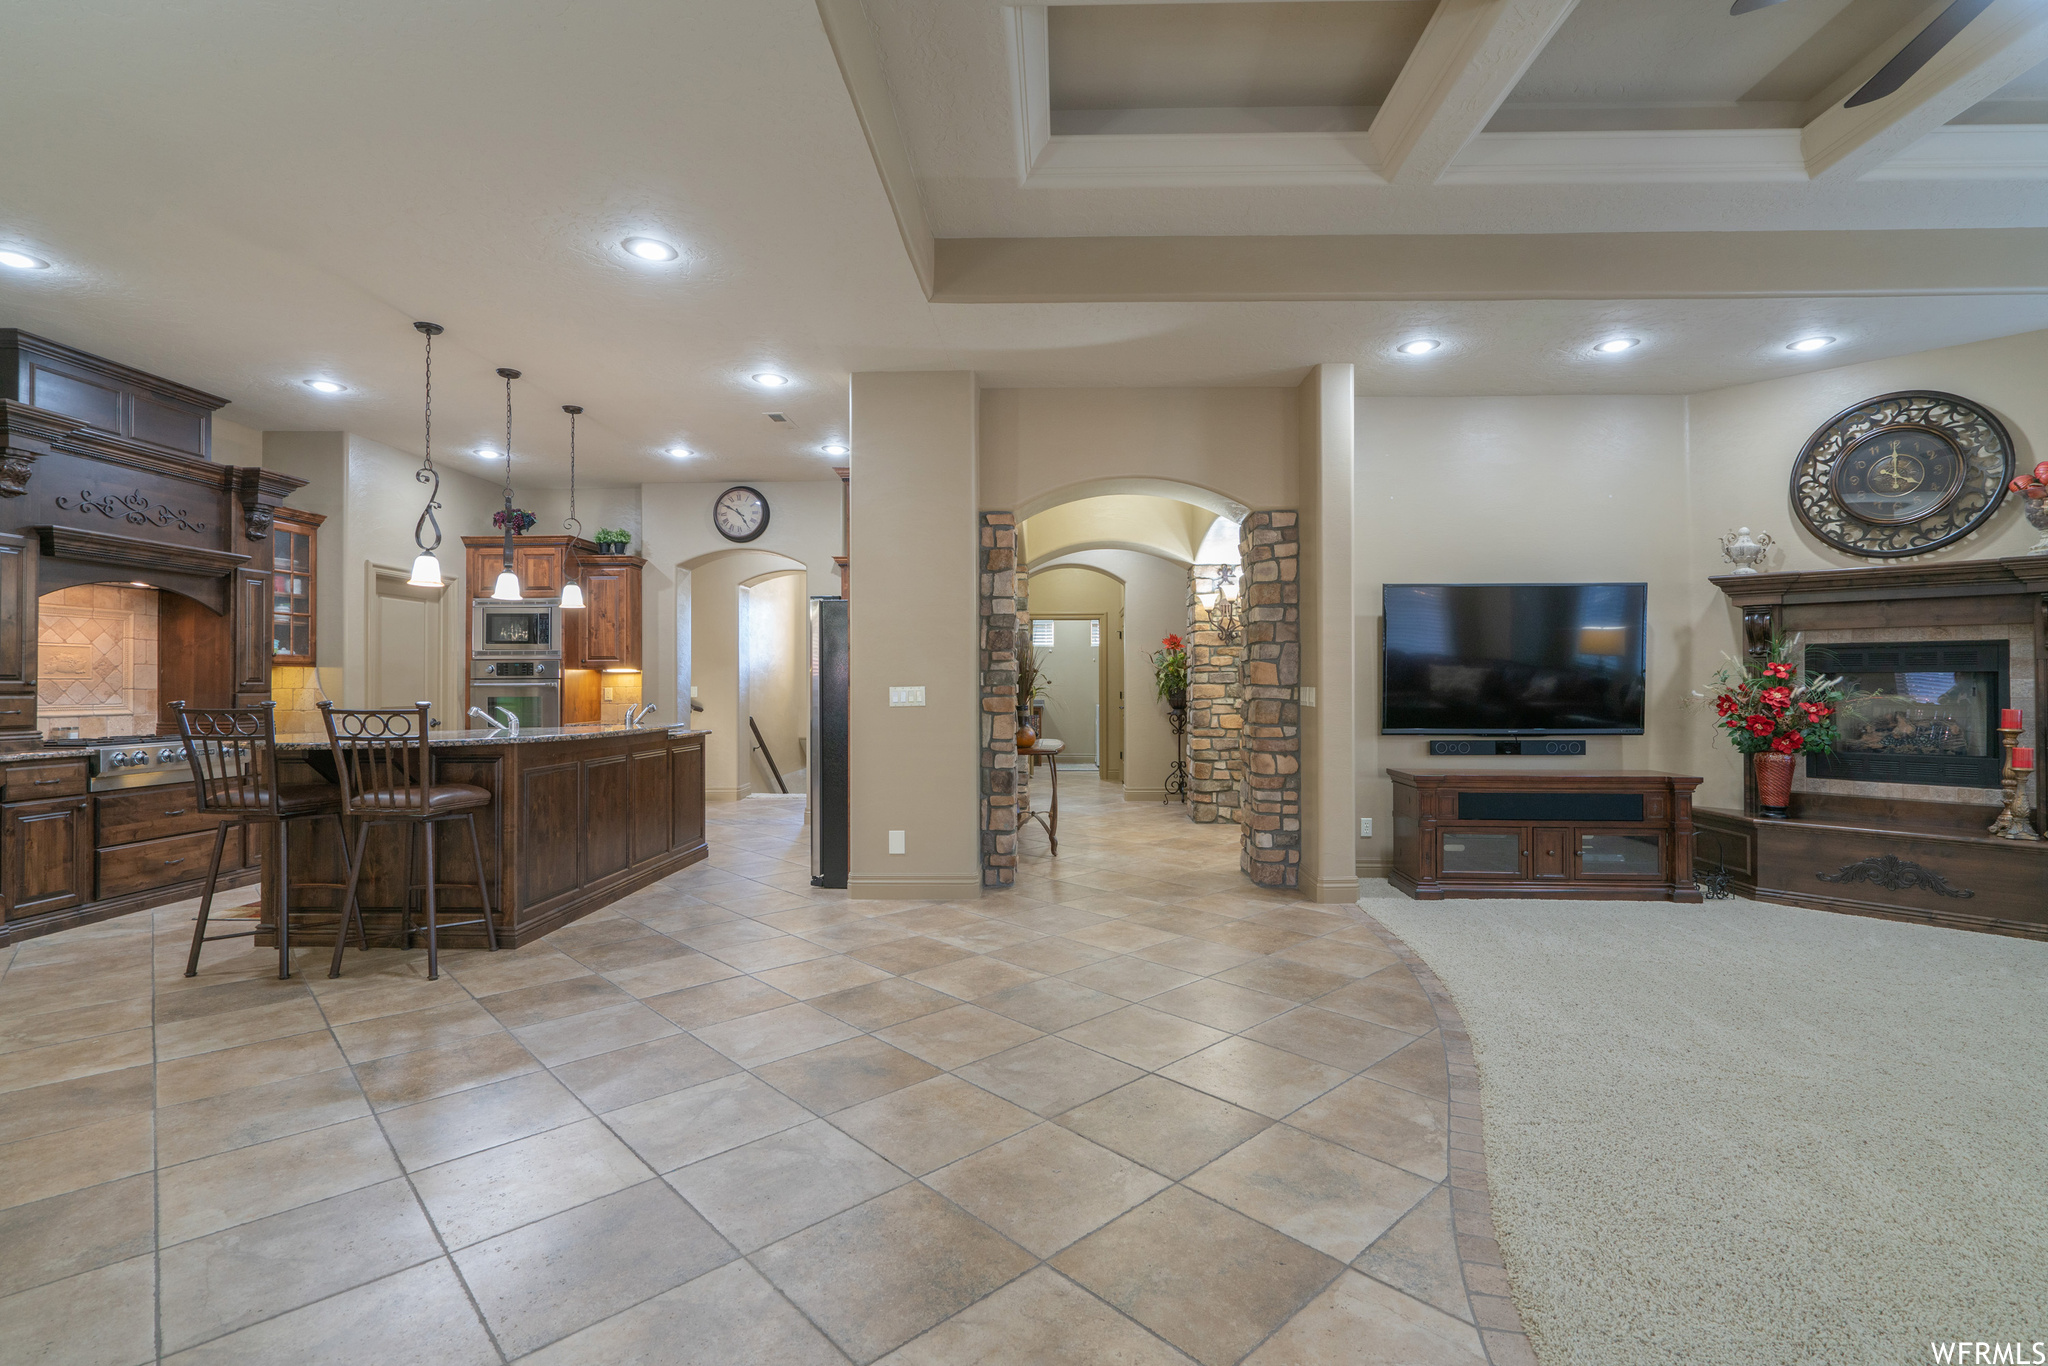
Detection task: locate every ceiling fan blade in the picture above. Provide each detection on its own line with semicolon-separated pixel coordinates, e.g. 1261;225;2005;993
1845;0;1995;107
1731;0;1797;14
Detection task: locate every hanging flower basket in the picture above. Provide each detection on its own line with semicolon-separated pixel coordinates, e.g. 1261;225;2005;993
493;508;537;535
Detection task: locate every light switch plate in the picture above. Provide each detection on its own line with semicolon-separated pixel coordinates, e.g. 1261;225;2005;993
1301;686;1317;706
888;830;906;855
1360;817;1373;838
889;686;926;707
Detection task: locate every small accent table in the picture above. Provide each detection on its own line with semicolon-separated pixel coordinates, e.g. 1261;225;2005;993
1018;738;1064;856
1164;705;1188;804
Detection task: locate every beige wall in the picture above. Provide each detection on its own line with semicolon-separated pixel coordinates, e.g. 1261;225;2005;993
849;372;982;899
1033;549;1189;802
1298;364;1356;901
980;387;1298;517
640;480;843;735
523;485;644;551
213;415;264;469
1025;565;1124;780
744;569;810;793
1681;328;2048;808
1352;395;1693;875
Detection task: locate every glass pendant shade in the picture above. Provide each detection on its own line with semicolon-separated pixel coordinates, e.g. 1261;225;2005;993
1197;590;1219;611
560;579;585;609
1219;575;1238;601
492;569;523;601
406;550;444;588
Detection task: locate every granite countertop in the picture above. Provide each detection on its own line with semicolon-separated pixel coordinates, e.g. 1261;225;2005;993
273;723;708;750
0;747;94;764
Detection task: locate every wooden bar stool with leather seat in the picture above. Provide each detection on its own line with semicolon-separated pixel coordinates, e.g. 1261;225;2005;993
320;700;497;981
174;701;359;981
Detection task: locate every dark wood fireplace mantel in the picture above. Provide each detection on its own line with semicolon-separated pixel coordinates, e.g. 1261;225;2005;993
1707;555;2048;938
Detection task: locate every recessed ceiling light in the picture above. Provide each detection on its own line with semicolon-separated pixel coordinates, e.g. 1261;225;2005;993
303;379;346;394
821;443;849;456
1593;338;1640;354
476;448;501;459
0;249;49;270
622;237;679;262
666;446;694;458
752;373;790;387
1787;336;1836;352
1397;339;1441;356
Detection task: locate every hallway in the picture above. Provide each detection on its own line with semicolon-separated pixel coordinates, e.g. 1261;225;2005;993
0;781;1505;1366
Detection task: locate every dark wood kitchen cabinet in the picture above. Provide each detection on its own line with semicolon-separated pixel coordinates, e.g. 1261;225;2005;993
571;554;644;670
0;532;35;736
4;794;93;920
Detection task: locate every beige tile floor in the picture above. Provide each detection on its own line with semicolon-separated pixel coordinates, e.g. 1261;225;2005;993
0;776;1503;1366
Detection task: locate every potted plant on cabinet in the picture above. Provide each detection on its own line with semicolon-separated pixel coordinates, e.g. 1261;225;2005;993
1153;634;1188;711
1702;636;1848;819
594;527;631;554
493;508;537;536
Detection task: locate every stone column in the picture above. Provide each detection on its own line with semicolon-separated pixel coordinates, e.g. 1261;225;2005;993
979;513;1019;888
1186;567;1243;826
1240;511;1301;887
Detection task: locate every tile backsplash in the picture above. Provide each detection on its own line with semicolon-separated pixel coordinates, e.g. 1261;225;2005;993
38;585;159;738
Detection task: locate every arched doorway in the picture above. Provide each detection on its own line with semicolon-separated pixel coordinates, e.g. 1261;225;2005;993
677;548;808;802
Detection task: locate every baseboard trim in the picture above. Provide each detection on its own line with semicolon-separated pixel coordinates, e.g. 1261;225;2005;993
1123;787;1168;803
1304;875;1363;904
706;786;750;803
1355;858;1391;879
848;874;983;901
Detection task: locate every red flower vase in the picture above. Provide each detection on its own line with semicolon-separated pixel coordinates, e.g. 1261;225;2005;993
1753;751;1795;819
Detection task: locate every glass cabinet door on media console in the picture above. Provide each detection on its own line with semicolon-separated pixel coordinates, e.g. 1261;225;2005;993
270;509;323;665
1437;829;1523;877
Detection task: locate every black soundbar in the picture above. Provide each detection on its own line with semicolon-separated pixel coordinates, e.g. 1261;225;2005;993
1427;739;1588;757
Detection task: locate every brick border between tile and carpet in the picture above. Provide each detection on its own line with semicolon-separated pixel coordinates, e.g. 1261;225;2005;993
1358;909;1540;1366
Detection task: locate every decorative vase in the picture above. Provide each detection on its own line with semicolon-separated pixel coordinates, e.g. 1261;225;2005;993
1753;751;1795;819
1167;688;1187;711
1016;715;1037;749
1719;527;1774;575
2024;496;2048;556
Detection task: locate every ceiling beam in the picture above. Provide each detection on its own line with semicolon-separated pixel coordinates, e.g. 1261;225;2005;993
814;0;935;296
1802;0;2048;180
1368;0;1580;185
931;229;2048;303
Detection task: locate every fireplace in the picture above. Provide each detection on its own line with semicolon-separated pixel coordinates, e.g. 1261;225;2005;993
1804;640;2008;790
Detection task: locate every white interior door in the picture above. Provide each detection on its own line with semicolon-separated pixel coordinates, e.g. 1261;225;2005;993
367;568;446;718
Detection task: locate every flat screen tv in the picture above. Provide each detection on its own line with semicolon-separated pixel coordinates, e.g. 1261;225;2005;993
1382;583;1648;735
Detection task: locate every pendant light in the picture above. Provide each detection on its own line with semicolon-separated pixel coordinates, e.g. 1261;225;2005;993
491;367;525;601
559;404;586;609
406;322;448;587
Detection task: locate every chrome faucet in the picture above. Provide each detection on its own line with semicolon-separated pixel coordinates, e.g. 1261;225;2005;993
627;703;658;728
467;706;520;736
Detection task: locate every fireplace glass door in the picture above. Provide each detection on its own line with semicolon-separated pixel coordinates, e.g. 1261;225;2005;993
1805;642;2007;789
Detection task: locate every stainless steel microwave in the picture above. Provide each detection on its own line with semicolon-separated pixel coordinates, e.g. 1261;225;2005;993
472;599;561;656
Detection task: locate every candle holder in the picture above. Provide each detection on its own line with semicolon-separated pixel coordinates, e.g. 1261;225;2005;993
1986;727;2040;841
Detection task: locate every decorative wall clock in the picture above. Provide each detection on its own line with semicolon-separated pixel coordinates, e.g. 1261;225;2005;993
713;485;769;542
1790;391;2014;558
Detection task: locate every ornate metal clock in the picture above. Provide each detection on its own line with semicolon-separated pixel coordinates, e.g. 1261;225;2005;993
1790;391;2014;558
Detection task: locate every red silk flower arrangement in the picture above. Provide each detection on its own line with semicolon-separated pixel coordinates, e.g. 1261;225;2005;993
1153;634;1189;702
1702;636;1848;757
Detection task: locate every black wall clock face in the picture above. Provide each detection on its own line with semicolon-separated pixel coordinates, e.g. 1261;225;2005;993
714;485;769;543
1790;392;2014;557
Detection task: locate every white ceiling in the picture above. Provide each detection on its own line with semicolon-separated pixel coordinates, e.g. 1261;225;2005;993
2;0;2048;495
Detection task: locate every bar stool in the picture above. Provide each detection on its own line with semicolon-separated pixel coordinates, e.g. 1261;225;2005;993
174;701;358;981
320;700;498;981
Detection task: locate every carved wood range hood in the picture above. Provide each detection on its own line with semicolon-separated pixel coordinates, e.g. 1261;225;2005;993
0;329;304;741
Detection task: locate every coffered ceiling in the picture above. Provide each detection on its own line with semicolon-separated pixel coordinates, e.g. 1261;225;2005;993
0;0;2046;493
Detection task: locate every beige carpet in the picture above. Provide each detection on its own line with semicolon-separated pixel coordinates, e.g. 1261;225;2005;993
1363;887;2048;1366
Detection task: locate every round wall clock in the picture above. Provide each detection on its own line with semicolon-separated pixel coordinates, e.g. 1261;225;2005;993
1790;391;2014;557
713;485;769;543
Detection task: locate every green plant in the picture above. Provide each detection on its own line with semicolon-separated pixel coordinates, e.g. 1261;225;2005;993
1701;635;1850;757
1152;634;1188;701
594;527;629;546
1016;638;1051;707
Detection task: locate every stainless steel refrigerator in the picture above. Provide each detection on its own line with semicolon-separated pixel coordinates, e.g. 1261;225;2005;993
809;597;849;888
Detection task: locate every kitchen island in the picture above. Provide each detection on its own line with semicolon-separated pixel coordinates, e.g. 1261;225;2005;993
262;723;707;950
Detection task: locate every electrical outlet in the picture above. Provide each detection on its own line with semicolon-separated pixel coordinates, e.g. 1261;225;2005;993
603;686;615;702
888;830;906;855
889;686;926;707
1360;817;1373;838
1301;686;1317;707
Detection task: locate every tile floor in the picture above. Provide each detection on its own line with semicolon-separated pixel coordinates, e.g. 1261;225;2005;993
0;777;1514;1366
